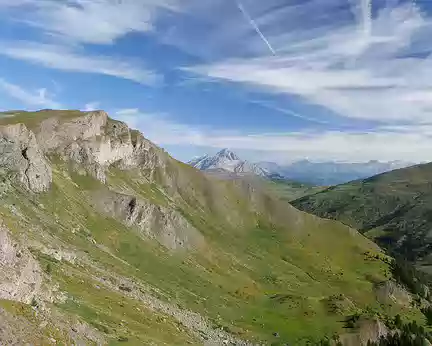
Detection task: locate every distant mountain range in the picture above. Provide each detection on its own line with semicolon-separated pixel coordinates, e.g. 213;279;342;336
188;149;413;185
258;160;413;185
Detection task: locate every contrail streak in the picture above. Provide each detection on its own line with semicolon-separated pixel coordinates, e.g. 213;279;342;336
250;100;328;124
236;1;276;55
361;0;372;37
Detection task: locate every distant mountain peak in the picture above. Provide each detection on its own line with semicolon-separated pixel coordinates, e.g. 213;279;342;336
188;149;269;177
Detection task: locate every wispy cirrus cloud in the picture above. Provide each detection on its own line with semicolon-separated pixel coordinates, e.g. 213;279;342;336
0;42;161;85
0;0;179;45
0;0;175;84
185;0;432;124
115;108;208;144
107;0;432;163
0;78;62;109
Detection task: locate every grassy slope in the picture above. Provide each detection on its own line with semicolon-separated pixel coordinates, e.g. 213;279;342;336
263;178;326;202
0;111;425;344
2;160;424;345
1;166;199;345
0;299;81;345
292;163;432;267
0;109;84;129
201;171;324;202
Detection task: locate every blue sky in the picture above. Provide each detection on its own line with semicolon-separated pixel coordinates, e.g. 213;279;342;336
0;0;432;164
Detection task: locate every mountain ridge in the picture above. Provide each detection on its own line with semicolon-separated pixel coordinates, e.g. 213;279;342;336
292;162;432;269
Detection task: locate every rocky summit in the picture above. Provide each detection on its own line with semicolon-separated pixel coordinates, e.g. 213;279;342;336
0;110;425;345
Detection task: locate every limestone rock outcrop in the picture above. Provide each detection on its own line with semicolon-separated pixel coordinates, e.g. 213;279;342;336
35;110;108;152
0;123;52;192
92;190;205;251
36;111;167;183
0;222;43;304
0;111;168;188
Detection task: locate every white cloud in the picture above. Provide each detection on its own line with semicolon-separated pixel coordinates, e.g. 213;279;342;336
112;108;432;163
185;1;432;124
0;78;62;109
114;109;207;144
0;42;161;85
1;0;179;45
83;101;100;111
0;1;171;84
116;108;141;116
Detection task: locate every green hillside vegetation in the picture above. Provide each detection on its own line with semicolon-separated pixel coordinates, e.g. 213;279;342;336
203;172;324;202
0;109;84;129
0;110;426;345
264;178;326;201
292;163;432;271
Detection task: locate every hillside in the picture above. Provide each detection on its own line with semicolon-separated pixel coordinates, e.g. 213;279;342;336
263;178;326;202
292;163;432;269
0;110;425;345
202;170;323;202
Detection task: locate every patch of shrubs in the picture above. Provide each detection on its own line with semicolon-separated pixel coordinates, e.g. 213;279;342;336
366;318;431;346
421;306;432;326
118;284;132;292
90;322;110;334
317;315;432;346
390;257;430;298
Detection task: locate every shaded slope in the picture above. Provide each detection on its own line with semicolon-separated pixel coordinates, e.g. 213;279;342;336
292;163;432;266
0;110;425;345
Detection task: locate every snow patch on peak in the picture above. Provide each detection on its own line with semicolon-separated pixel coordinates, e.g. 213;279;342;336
217;148;239;161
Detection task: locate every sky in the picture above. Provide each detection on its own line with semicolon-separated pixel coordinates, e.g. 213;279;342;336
0;0;432;164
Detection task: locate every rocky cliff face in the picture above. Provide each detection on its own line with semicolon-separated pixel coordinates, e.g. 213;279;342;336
0;223;49;304
0;110;167;190
0;123;52;192
339;318;389;346
92;190;205;251
35;111;108;153
34;111;166;183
